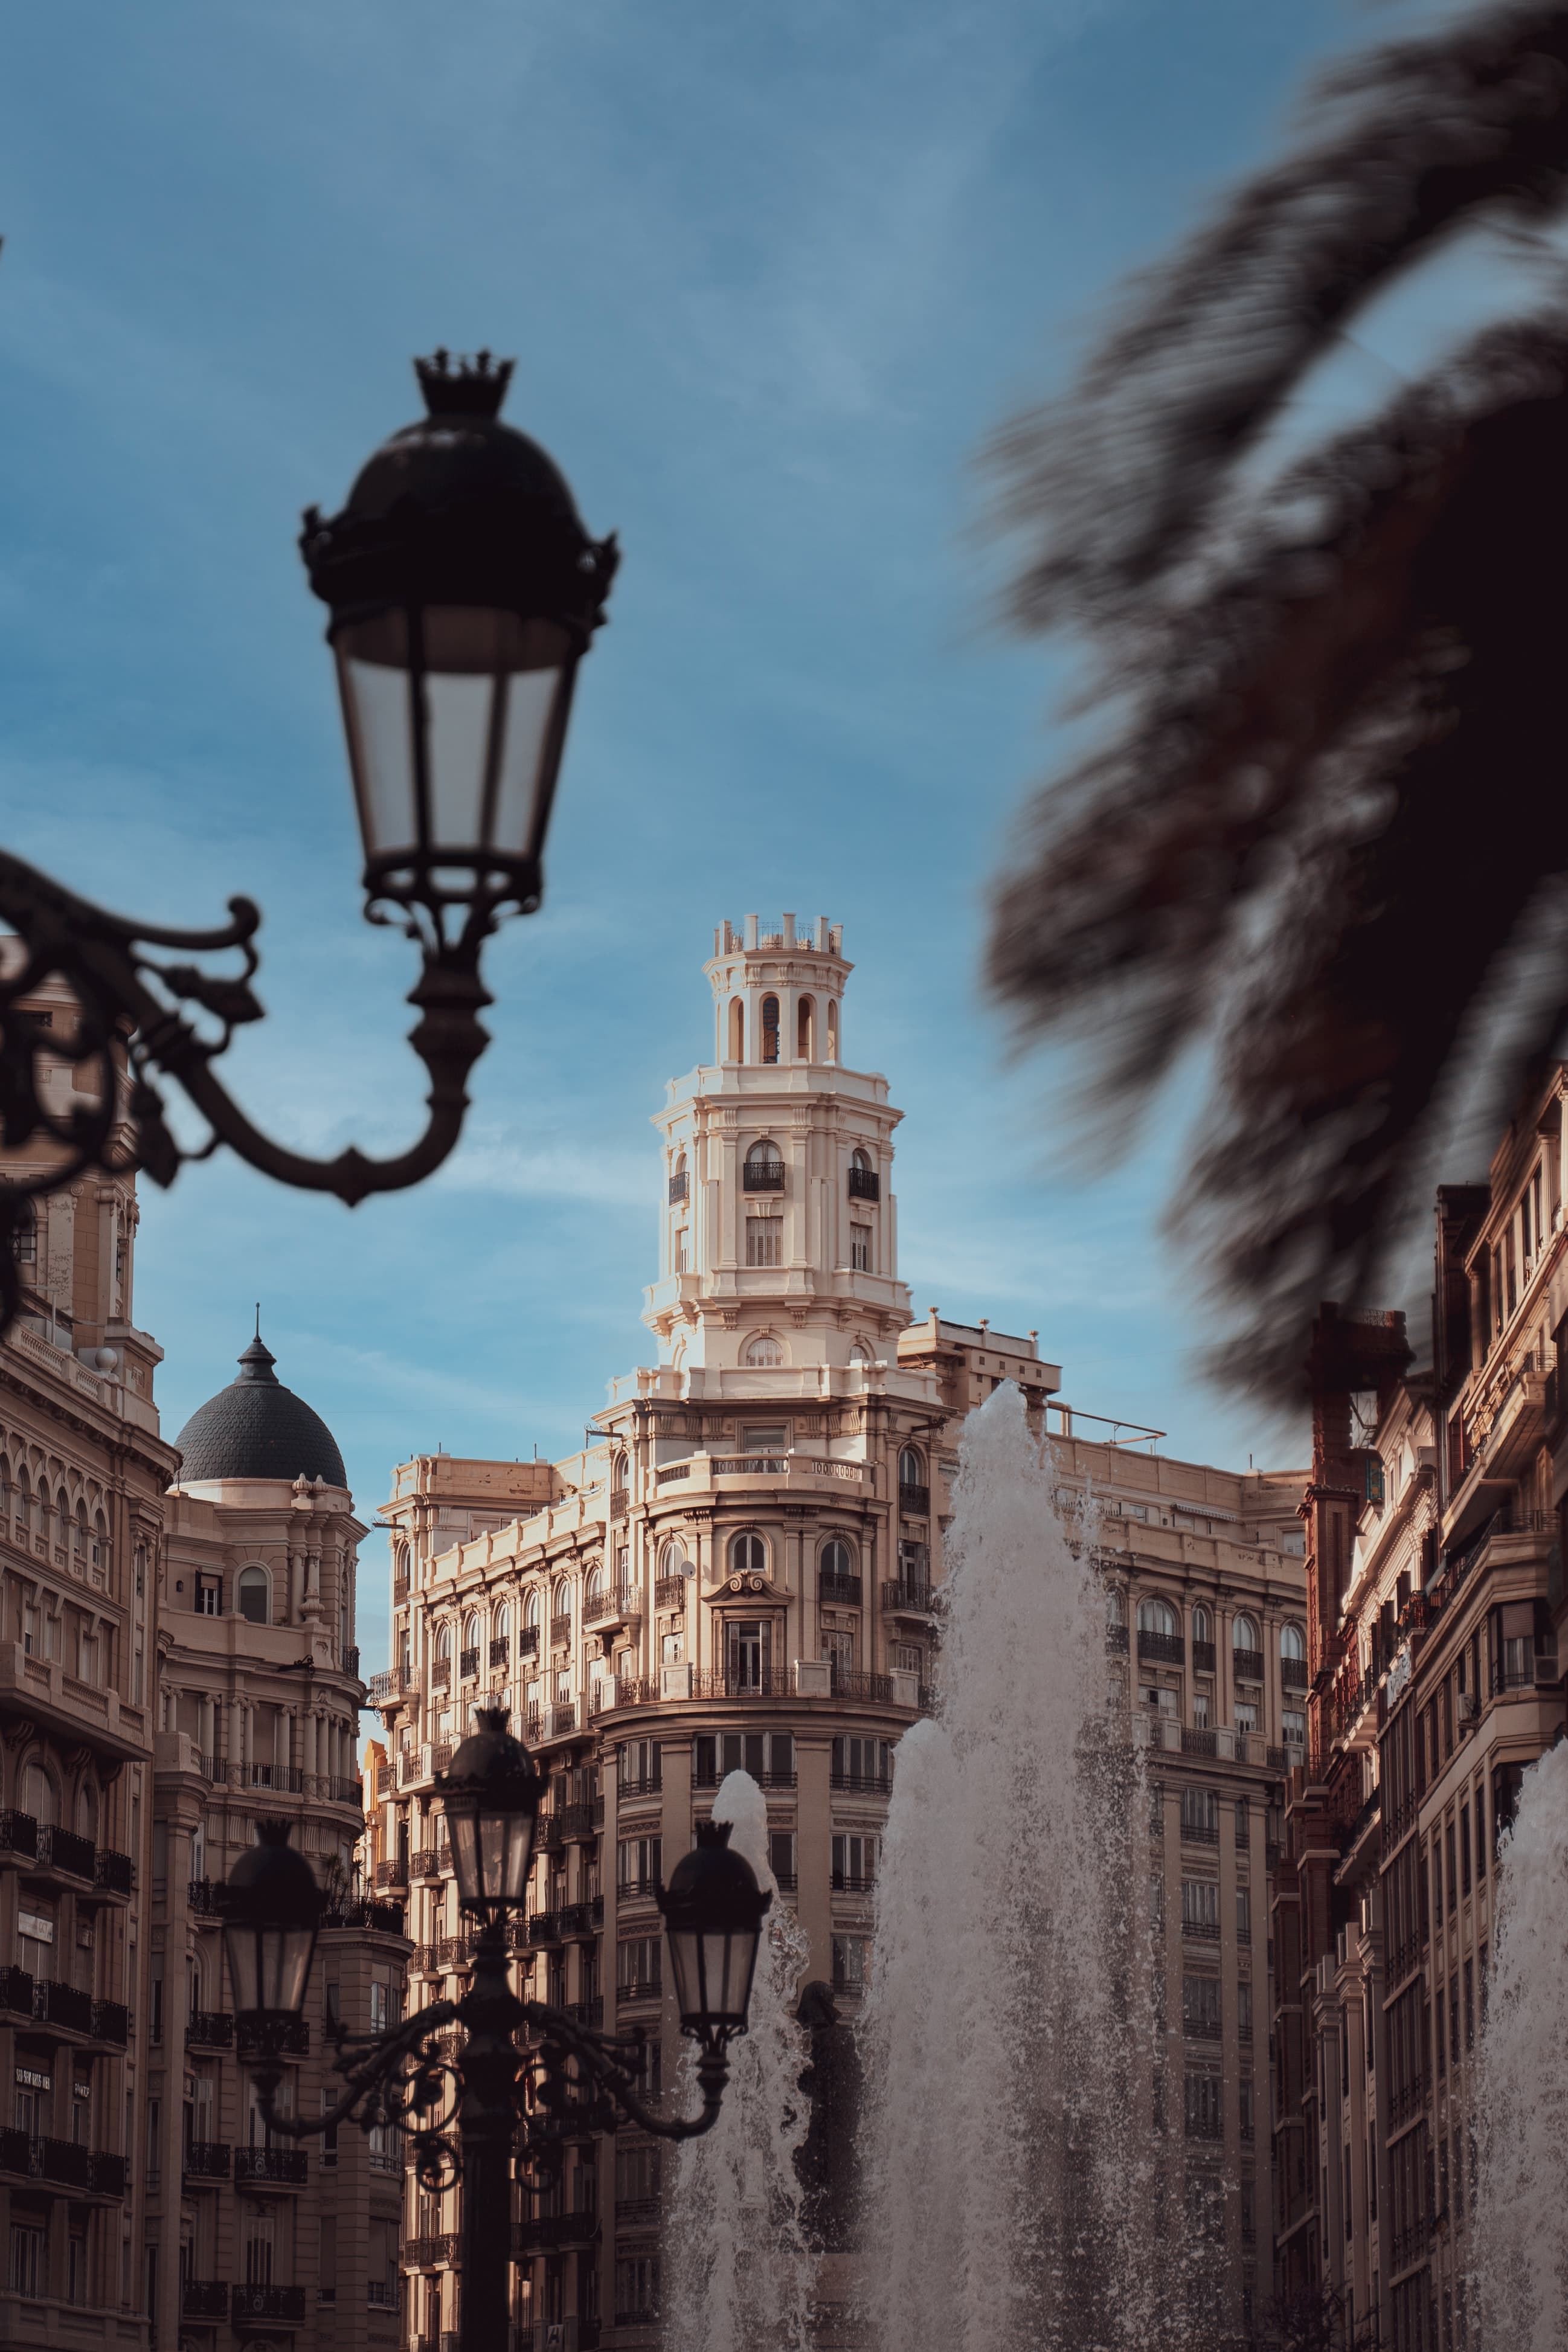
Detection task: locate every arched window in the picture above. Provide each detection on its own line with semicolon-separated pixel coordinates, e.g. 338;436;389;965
820;1538;855;1587
522;1590;539;1629
11;1202;36;1267
849;1340;873;1367
728;997;745;1061
237;1567;271;1626
898;1448;925;1491
1233;1614;1261;1652
76;1779;98;1840
1106;1585;1126;1628
435;1624;452;1660
852;1148;871;1172
1192;1604;1212;1643
463;1612;480;1650
494;1604;510;1642
826;1000;838;1063
612;1455;629;1494
660;1538;687;1578
72;1503;88;1570
585;1560;608;1606
1137;1596;1178;1636
552;1579;573;1623
797;997;815;1059
21;1760;56;1825
744;1333;784;1368
15;1473;31;1533
760;995;780;1064
396;1542;411;1583
1280;1622;1306;1662
730;1531;768;1578
745;1139;784;1186
92;1512;109;1575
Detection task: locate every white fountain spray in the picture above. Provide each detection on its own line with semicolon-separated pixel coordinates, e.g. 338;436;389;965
860;1383;1165;2352
662;1769;815;2352
1473;1737;1568;2351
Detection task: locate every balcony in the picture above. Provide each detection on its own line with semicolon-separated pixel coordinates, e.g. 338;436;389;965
234;2144;309;2187
405;2234;460;2268
1137;1631;1185;1665
0;1807;38;1860
1192;1640;1216;1674
550;1615;574;1648
238;2016;308;2058
92;1998;130;2046
528;1910;562;1946
432;1657;452;1691
820;1570;863;1606
519;1624;540;1659
182;2281;229;2319
898;1482;930;1518
1232;1648;1265;1683
94;1846;135;1895
1106;1622;1129;1653
491;1636;510;1669
376;1761;395;1798
617;2195;661;2229
1281;1656;1308;1690
565;1996;605;2028
882;1581;934;1616
0;2134;122;2192
184;2140;232;2181
461;1647;480;1680
393;1575;410;1604
232;2283;307;2325
411;1847;446;1878
513;2210;601;2252
39;1823;96;1878
367;1669;408;1706
187;2010;235;2049
668;1168;689;1204
586;1586;640;1628
545;1704;577;1739
742;1158;785;1192
323;1897;406;1936
847;1164;880;1201
831;1870;875;1894
831;1768;891;1794
1182;1918;1222;1942
616;1971;662;2005
376;1857;410;1890
654;1576;685;1608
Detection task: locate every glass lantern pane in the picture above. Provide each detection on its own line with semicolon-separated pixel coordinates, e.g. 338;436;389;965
492;665;570;861
423;669;493;852
335;613;417;859
224;1924;262;2016
448;1810;481;1906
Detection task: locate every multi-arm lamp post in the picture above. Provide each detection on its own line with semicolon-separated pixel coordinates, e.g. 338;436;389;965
223;1712;771;2352
0;349;617;1328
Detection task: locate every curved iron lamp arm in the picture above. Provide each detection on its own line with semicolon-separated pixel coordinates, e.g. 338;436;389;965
521;2001;731;2142
0;847;496;1329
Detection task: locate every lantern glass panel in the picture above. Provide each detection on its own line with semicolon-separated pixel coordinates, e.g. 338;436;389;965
335;610;418;861
446;1799;535;1909
225;1920;317;2019
666;1922;759;2033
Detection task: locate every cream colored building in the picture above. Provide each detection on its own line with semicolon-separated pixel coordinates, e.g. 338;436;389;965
371;917;1308;2352
0;972;174;2351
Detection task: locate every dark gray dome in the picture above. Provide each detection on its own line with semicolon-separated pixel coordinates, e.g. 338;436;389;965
174;1334;347;1489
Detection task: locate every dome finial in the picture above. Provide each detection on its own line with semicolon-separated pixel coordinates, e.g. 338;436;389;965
237;1328;278;1385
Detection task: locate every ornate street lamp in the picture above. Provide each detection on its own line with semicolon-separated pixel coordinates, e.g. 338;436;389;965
226;1714;768;2352
0;352;617;1329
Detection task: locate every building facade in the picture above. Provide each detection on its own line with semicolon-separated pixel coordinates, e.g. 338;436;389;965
147;1333;407;2352
1271;1069;1568;2352
0;969;176;2351
370;917;1308;2352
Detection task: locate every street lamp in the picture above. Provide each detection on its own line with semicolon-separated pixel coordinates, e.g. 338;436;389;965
226;1714;768;2352
0;351;617;1330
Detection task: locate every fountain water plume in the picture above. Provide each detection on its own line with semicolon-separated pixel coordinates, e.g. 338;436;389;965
661;1769;815;2352
1473;1737;1568;2351
859;1383;1165;2352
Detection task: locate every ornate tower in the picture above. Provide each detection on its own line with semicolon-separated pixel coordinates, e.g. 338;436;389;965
643;916;914;1392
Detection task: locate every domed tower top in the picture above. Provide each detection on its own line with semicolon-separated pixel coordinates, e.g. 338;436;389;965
173;1329;347;1491
705;913;849;1069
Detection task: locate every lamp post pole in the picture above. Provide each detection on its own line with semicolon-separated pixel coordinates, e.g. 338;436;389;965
223;1714;771;2352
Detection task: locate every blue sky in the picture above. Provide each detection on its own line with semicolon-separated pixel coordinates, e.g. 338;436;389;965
1;0;1465;1674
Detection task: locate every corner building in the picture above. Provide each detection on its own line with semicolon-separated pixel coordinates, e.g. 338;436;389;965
376;918;1308;2352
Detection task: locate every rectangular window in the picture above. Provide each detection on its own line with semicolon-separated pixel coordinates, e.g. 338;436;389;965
1235;1700;1258;1730
769;1831;796;1889
1179;1787;1219;1843
1283;1709;1306;1747
1149;1875;1163;1929
890;1643;922;1674
1464;1960;1474;2051
10;2223;45;2300
821;1629;854;1683
618;1738;661;1792
1181;1878;1219;1936
617;1938;662;1997
741;1422;789;1450
1236;1886;1251;1940
615;2255;660;2325
617;1837;662;1894
745;1218;782;1268
195;1574;221;1616
831;1735;892;1789
1460;1806;1471;1897
1182;1975;1221;2039
1476;1783;1488;1879
1183;2072;1222;2139
831;1833;876;1891
1445;1822;1457;1912
615;2142;661;2203
831;1933;867;1992
1190;1692;1209;1729
67;2231;87;2306
850;1226;872;1273
1238;1981;1252;2037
